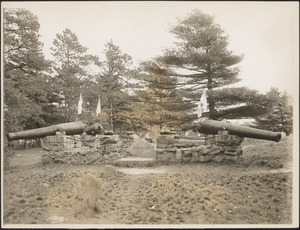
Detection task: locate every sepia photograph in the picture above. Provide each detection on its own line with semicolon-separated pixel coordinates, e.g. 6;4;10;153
1;1;299;228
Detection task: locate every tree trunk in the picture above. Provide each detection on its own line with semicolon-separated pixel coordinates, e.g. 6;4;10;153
207;75;217;120
109;98;114;131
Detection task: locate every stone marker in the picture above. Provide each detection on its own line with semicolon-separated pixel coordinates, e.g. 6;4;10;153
128;138;156;158
77;174;103;211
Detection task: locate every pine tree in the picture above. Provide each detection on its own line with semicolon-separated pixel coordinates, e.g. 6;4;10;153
51;28;96;121
159;9;243;120
133;61;193;131
3;9;51;132
256;88;293;134
97;40;133;131
212;87;272;119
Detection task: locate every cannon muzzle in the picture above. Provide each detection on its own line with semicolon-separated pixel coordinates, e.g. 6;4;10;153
7;121;86;141
197;120;281;142
85;123;103;135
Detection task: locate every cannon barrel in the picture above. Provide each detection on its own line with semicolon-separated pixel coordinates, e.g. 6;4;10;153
85;123;103;135
7;121;86;141
197;120;281;142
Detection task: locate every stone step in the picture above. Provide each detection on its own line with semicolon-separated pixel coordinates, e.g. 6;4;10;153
117;168;166;175
113;156;156;168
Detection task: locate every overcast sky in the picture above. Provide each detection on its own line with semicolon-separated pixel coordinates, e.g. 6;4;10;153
2;1;299;96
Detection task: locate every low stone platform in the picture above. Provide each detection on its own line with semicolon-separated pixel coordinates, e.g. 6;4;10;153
41;132;130;165
117;168;166;175
156;130;244;163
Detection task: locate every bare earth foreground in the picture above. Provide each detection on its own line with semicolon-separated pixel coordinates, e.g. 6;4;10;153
2;135;295;227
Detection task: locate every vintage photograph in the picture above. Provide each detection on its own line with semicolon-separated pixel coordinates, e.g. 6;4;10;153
1;1;299;228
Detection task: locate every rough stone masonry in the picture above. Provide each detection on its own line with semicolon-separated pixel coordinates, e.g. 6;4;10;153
156;130;244;163
41;131;134;165
41;129;243;164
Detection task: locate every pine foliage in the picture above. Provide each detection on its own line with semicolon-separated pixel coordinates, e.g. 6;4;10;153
159;9;243;120
3;9;51;132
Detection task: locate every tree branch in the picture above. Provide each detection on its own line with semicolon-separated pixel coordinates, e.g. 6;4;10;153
5;43;25;53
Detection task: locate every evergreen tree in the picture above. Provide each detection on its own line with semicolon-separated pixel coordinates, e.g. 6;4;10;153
212;87;272;120
51;28;97;121
133;61;194;131
97;40;133;131
3;8;51;132
256;88;293;134
159;9;243;120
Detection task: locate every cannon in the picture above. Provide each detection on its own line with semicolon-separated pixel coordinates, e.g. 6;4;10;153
7;121;86;141
196;120;281;142
85;123;103;135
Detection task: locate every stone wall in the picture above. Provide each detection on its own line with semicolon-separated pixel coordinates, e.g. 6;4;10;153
41;132;123;165
156;130;244;163
118;132;135;157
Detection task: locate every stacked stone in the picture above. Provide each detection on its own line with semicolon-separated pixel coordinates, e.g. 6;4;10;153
156;131;178;162
118;131;135;157
98;135;120;161
41;132;122;165
156;129;244;163
81;133;100;149
208;130;243;155
41;131;68;151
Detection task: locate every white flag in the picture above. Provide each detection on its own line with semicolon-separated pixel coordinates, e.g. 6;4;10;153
78;93;83;114
96;96;101;116
197;89;209;118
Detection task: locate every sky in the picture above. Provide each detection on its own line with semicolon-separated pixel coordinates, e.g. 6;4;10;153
2;1;299;96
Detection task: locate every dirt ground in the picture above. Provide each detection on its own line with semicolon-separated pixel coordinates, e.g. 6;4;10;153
2;134;296;227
